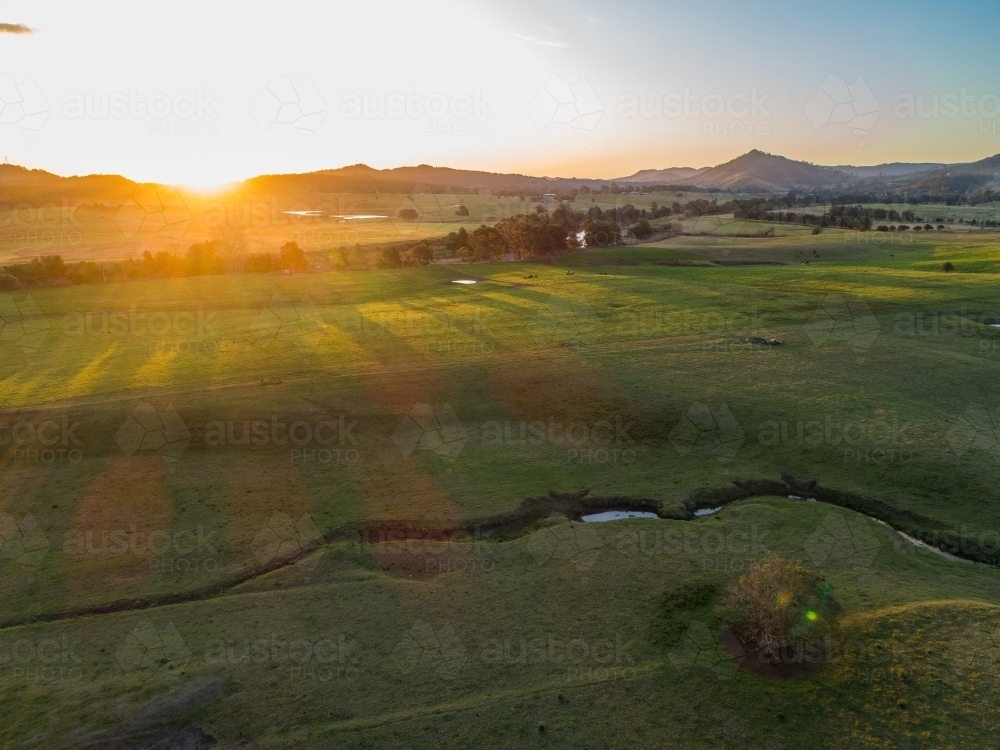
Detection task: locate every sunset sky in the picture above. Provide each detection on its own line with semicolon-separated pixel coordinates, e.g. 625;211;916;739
1;0;999;186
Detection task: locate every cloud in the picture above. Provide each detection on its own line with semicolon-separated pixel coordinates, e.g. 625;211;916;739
503;30;568;48
0;23;34;34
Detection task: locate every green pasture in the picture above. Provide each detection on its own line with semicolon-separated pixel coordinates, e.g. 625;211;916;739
2;226;1000;746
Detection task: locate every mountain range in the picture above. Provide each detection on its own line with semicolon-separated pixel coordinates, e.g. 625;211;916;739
2;150;999;203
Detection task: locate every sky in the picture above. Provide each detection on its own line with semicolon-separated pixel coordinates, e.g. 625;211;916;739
1;0;999;187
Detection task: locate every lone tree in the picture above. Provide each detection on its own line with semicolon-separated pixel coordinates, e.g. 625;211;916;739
409;241;433;266
629;218;653;239
724;554;829;657
376;247;403;269
467;225;506;261
942;261;955;272
280;241;308;271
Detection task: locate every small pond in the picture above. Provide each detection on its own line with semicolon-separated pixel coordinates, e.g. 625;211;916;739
693;507;722;517
581;510;659;522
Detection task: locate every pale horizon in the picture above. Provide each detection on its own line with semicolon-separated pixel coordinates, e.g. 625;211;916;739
2;0;999;187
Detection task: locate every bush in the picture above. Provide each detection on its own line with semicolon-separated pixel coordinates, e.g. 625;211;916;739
811;225;821;235
581;219;622;247
409;242;433;266
398;208;419;221
943;261;955;272
279;241;309;271
494;214;569;258
467;225;507;261
245;254;279;274
0;273;20;290
348;246;367;270
724;554;830;656
629;219;653;239
375;247;403;269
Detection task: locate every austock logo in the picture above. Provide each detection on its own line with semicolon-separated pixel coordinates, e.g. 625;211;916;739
391;620;467;680
251;75;327;142
0;293;49;352
804;511;881;568
529;294;602;347
668;621;743;680
115;621;191;672
804;295;880;357
113;185;192;241
948;624;1000;677
527;75;603;135
0;513;50;576
392;403;469;461
669;403;745;463
116;403;192;462
526;523;603;572
251;512;323;568
804;75;880;142
390;188;465;237
946;404;1000;459
0;74;49;143
250;293;325;347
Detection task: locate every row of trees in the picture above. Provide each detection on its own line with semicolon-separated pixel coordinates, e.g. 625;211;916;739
0;242;311;290
453;215;623;262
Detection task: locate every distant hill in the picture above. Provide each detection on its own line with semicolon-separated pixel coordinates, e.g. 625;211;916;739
833;163;944;178
614;167;707;183
901;153;1000;196
676;150;854;192
0;164;136;204
3;150;1000;205
240;164;613;197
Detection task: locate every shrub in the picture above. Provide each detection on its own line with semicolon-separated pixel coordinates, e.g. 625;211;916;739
376;247;403;269
943;261;955;272
0;273;20;290
245;254;279;274
409;242;433;266
348;245;367;270
581;219;622;247
629;219;653;239
467;225;507;261
279;241;309;271
724;554;829;656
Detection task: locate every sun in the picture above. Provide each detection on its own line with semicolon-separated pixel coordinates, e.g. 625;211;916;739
176;178;238;195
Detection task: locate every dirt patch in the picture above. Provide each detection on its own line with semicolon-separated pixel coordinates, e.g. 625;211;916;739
719;623;824;681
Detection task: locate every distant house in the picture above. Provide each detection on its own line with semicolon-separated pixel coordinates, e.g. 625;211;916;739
542;194;556;203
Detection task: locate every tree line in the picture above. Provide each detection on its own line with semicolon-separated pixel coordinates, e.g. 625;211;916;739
0;241;310;291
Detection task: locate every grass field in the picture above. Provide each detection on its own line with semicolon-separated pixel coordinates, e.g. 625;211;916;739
3;225;1000;747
